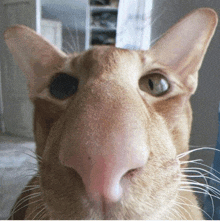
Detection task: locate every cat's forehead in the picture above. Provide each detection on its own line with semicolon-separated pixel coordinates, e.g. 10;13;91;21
65;46;151;78
78;46;138;65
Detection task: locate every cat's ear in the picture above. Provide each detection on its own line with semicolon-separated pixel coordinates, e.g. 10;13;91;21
4;25;67;99
150;8;218;93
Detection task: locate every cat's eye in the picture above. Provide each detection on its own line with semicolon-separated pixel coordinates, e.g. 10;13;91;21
139;73;170;96
49;73;79;100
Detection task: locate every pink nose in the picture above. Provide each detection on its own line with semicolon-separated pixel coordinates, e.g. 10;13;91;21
81;144;148;203
60;127;148;203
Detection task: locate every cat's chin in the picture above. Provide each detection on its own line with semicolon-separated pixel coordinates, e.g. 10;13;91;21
48;201;146;220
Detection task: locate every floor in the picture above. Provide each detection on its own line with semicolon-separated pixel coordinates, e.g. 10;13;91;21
0;133;36;220
0;133;216;219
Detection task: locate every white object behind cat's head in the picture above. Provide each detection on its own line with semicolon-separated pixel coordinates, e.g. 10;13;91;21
4;8;218;220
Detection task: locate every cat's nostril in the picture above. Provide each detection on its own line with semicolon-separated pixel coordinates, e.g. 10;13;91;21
122;168;138;178
127;168;140;176
100;166;144;202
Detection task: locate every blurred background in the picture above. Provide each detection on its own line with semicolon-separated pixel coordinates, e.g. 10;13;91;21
0;0;220;219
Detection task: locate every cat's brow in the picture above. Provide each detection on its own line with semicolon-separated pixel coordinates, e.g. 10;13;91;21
70;46;139;77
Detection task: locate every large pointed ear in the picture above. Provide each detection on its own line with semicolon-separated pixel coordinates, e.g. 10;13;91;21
150;8;218;93
4;25;67;99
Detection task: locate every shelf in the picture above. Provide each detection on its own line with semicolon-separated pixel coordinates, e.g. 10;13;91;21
91;26;116;32
89;3;118;48
90;6;118;13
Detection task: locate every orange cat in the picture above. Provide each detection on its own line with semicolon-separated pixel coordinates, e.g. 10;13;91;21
5;8;217;220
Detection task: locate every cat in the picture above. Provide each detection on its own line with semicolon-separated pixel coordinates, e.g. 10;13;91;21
4;7;218;220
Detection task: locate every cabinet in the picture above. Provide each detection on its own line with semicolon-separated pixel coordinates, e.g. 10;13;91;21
89;0;119;48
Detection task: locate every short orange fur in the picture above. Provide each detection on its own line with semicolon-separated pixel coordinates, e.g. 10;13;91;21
4;8;218;220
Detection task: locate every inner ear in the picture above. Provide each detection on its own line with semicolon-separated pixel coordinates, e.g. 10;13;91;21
150;8;218;71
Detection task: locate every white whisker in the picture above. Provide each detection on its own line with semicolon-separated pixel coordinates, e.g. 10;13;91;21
10;197;43;219
27;149;42;160
38;208;48;220
23;151;41;163
181;167;209;183
150;9;167;46
65;25;78;52
181;182;220;198
11;192;41;215
24;202;44;220
189;144;215;148
180;159;204;165
181;182;215;219
150;8;166;27
182;160;220;178
66;41;75;53
20;186;40;195
179;188;210;196
183;173;220;188
179;182;219;216
181;172;220;195
177;147;218;159
182;167;220;183
173;200;193;220
73;16;80;52
177;195;213;220
169;205;186;220
150;34;163;46
62;47;71;54
25;184;40;188
31;204;46;220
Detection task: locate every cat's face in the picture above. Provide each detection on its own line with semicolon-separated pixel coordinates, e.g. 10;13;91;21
36;47;181;219
5;8;217;220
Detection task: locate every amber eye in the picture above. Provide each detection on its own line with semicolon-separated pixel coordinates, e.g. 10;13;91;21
139;73;170;96
49;73;79;100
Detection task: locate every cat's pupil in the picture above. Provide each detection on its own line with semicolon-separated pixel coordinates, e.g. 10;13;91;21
148;79;154;91
49;73;79;100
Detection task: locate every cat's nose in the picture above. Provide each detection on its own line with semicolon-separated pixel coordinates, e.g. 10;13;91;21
82;142;148;203
61;135;148;203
